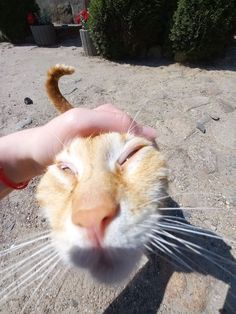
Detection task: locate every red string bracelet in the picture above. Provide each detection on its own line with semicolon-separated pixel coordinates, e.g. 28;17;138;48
0;166;29;190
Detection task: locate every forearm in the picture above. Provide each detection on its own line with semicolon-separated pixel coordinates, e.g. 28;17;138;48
0;128;40;199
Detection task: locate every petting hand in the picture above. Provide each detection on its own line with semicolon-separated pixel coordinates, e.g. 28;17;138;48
32;104;156;174
0;104;156;186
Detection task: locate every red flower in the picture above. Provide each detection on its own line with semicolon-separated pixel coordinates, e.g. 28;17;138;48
75;9;89;24
27;12;37;25
75;15;81;24
80;9;89;22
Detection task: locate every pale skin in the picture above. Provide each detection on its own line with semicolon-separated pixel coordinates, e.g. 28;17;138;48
0;104;156;199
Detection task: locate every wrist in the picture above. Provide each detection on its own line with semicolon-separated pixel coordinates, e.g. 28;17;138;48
0;128;40;184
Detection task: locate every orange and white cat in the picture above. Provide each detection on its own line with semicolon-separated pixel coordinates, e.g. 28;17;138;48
37;65;168;283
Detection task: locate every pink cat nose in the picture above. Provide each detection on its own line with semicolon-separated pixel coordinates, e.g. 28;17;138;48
72;194;119;235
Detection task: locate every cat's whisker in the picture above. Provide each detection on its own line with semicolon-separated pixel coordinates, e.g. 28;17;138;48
137;194;227;211
145;241;204;273
140;191;234;207
48;130;66;150
177;240;236;279
145;243;179;269
127;108;144;135
0;250;56;296
147;235;209;277
158;219;236;244
20;258;62;314
152;229;236;276
0;251;58;303
149;232;236;283
157;215;188;222
158;207;224;211
154;221;229;242
148;232;180;251
33;266;69;313
7;230;50;244
148;226;236;266
151;234;203;272
148;236;194;271
0;233;50;256
170;191;234;198
0;242;53;280
44;266;69;313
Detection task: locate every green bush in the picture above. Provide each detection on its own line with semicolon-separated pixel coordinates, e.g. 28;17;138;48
169;0;236;62
0;0;39;42
88;0;177;59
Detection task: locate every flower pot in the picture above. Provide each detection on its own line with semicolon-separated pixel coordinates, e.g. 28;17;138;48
30;24;56;46
80;29;97;56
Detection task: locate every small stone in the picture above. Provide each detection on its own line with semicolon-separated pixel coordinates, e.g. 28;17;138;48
24;97;33;105
9;222;15;231
209;114;220;121
196;122;206;134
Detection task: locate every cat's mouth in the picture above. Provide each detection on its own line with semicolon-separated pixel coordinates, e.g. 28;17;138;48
69;246;142;284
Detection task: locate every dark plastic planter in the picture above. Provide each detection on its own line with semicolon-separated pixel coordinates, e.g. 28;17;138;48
30;24;56;46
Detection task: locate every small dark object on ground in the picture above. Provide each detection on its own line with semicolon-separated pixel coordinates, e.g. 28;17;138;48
209;114;220;121
24;97;33;105
196;122;206;134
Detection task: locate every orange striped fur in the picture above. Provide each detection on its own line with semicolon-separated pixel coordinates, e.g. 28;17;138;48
46;64;75;113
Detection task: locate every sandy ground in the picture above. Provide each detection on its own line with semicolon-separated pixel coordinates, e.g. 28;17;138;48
0;36;236;314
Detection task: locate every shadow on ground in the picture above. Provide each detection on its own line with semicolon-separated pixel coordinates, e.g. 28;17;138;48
13;25;82;49
119;38;236;72
104;198;236;314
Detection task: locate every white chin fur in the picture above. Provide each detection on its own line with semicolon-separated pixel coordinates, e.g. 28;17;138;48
69;246;143;284
51;231;143;284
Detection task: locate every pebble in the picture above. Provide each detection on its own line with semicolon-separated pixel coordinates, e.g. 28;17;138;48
24;97;33;105
209;114;220;121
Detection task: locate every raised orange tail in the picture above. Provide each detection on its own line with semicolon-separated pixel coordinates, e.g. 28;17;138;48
46;64;75;113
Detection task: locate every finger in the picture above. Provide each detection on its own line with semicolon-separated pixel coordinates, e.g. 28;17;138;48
66;108;133;135
52;108;156;141
84;110;157;140
135;125;157;140
94;104;124;114
94;105;156;139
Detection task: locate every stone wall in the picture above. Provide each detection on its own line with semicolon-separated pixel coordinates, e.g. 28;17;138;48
36;0;90;24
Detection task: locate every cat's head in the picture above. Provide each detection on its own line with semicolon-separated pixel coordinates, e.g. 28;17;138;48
37;132;168;283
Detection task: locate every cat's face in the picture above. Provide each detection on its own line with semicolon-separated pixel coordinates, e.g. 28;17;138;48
37;133;168;283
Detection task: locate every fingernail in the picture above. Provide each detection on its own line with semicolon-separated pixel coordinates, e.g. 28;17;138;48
141;126;157;139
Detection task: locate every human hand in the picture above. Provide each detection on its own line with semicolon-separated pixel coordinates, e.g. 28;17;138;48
32;104;156;174
0;104;156;184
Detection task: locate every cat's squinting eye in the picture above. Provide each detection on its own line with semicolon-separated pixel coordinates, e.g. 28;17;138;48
118;145;146;166
58;162;77;175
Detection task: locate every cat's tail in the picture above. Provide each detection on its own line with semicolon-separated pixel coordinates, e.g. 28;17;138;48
46;64;75;113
